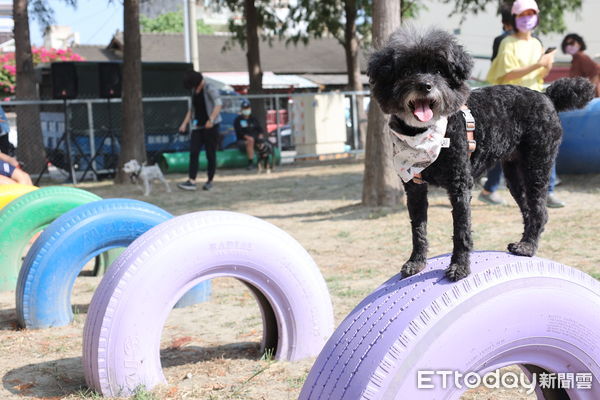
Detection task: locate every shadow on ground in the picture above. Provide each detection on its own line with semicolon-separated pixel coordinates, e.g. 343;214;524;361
2;342;260;398
0;308;18;331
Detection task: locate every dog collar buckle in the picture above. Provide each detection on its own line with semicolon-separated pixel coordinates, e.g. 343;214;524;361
460;106;477;154
412;173;426;184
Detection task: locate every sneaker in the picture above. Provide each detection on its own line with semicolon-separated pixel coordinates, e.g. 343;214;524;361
478;191;505;205
202;182;212;191
246;163;255;171
177;180;197;191
547;193;565;208
554;176;562;187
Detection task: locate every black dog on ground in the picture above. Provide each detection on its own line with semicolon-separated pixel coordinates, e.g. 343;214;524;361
255;136;274;173
368;28;594;281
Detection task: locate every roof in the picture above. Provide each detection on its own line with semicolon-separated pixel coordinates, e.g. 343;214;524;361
71;44;121;61
302;73;369;87
204;71;318;89
107;32;367;74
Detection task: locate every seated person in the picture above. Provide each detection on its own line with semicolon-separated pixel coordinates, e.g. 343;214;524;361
0;151;32;185
233;100;264;170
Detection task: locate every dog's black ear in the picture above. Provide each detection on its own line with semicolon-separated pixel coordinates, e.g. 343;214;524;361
367;47;395;84
448;43;474;83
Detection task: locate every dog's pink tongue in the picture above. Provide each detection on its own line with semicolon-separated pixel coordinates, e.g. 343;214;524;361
413;100;433;122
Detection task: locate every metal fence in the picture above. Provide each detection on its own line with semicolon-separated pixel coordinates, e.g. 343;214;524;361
1;90;370;182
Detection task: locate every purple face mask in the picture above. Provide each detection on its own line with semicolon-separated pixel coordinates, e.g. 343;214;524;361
515;14;538;32
565;44;580;55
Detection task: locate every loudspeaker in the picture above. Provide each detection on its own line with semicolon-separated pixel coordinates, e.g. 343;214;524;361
98;62;122;98
51;62;78;99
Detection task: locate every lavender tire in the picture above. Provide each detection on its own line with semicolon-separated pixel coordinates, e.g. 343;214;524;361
0;186;100;292
16;199;174;329
83;210;334;397
299;252;600;400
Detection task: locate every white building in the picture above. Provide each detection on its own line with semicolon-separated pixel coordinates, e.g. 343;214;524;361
43;25;80;50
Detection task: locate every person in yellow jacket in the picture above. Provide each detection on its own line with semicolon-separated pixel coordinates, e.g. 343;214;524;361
484;0;565;208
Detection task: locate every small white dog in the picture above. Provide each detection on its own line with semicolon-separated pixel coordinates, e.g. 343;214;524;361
122;159;171;196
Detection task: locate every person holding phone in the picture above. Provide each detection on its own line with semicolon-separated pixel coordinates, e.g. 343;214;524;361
484;0;564;208
177;70;222;191
487;0;555;91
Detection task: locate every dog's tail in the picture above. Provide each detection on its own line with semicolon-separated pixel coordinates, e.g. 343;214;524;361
545;77;595;113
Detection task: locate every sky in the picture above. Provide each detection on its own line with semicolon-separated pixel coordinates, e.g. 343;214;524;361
29;0;124;46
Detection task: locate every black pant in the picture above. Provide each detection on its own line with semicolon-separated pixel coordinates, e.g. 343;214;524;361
0;134;13;155
189;125;219;182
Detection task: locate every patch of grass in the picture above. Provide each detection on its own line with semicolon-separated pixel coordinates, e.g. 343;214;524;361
588;272;600;280
367;209;389;219
286;372;308;389
74;387;102;399
131;385;159;400
260;347;275;361
336;230;351;238
356;268;377;278
333;286;366;298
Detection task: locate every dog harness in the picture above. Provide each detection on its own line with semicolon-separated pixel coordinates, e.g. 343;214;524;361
461;105;477;154
391;106;477;184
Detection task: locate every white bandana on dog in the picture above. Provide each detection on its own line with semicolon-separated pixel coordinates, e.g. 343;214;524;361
390;117;449;183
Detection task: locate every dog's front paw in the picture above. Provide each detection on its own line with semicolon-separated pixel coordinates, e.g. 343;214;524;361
507;241;536;257
401;260;426;278
445;263;471;281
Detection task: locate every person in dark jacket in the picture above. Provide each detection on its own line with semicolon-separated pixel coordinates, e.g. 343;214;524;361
233;100;264;170
177;71;222;191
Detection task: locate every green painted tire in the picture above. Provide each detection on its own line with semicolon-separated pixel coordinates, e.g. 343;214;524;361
93;248;125;277
0;186;101;292
159;148;282;173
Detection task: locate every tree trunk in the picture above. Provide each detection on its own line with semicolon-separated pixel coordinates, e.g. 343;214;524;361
244;0;266;134
116;0;146;183
13;0;45;174
343;0;366;148
362;0;403;207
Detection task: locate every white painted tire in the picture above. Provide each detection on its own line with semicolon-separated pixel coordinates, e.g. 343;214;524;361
83;210;334;397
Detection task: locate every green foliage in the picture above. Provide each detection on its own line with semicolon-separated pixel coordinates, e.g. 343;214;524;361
131;385;159;400
139;11;214;35
29;0;77;30
209;0;425;51
140;11;182;33
214;0;284;50
286;0;424;49
442;0;582;34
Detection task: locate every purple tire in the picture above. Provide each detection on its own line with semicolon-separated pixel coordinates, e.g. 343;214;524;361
83;210;334;397
299;252;600;400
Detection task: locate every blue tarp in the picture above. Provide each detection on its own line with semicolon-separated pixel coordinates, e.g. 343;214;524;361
557;97;600;174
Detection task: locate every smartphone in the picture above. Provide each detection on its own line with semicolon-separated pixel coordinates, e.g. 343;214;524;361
545;47;557;54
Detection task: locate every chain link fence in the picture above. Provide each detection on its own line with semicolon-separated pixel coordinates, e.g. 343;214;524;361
1;91;369;183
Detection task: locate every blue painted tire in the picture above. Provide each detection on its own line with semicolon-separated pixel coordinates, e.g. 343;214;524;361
16;198;205;329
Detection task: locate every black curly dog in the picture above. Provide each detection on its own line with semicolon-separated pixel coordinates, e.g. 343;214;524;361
255;136;274;173
368;28;595;281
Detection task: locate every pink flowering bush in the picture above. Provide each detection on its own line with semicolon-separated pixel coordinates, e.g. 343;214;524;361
0;47;85;98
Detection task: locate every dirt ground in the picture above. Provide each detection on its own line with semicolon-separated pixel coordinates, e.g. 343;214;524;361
1;159;598;400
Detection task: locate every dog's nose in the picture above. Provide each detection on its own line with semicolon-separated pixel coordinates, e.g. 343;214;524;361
419;82;433;92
